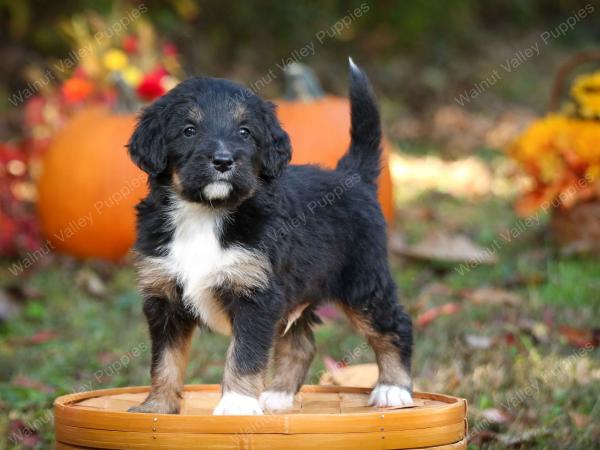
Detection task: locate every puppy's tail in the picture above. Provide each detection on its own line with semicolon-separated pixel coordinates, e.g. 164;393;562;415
336;58;382;185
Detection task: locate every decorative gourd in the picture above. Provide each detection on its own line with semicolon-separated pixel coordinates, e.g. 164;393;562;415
275;63;394;224
37;107;146;261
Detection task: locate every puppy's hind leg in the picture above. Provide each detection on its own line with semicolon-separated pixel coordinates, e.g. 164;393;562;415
342;283;413;407
128;296;196;414
260;315;317;412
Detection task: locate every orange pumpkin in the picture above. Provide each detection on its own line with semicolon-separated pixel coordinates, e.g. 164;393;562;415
275;64;394;224
37;107;147;261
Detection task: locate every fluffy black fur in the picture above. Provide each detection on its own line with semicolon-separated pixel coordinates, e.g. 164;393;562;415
128;60;413;414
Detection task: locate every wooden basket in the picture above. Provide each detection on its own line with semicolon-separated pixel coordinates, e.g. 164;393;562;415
54;385;467;449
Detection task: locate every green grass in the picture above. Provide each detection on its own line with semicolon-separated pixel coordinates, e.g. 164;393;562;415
1;151;599;449
535;258;600;308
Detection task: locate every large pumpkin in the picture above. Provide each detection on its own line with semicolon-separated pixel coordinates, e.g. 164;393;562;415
37;107;147;261
275;64;394;224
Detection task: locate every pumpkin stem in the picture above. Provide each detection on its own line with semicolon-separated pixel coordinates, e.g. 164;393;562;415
283;63;325;101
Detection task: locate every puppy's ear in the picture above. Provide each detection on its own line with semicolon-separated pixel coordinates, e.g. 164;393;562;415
128;104;167;176
260;101;291;179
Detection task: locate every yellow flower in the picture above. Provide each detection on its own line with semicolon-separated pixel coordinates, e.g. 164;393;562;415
510;115;570;184
571;71;600;119
103;49;128;71
122;66;143;87
585;164;600;181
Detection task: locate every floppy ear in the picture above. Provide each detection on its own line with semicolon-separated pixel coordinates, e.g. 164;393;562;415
128;104;167;176
260;101;292;179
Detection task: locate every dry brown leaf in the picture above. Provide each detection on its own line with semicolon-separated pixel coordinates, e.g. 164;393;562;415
569;411;590;429
416;282;454;304
11;375;55;393
559;325;600;348
75;268;107;297
391;231;498;264
8;330;58;346
480;408;512;424
461;287;523;306
416;303;461;327
8;420;41;448
319;363;379;387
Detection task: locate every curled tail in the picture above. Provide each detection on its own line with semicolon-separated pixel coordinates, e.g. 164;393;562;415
336;58;382;185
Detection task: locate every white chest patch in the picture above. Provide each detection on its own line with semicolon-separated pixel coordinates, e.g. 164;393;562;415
151;199;270;336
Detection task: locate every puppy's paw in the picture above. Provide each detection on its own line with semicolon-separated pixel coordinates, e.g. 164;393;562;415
368;384;413;408
127;399;179;414
213;391;263;416
259;390;294;412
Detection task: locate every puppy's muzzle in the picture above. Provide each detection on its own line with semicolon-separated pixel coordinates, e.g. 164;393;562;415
212;150;234;173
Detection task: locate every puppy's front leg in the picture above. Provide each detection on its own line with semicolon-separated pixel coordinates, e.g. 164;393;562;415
129;296;196;414
213;292;280;415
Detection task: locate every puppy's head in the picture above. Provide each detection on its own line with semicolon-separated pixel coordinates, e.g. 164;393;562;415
128;77;291;207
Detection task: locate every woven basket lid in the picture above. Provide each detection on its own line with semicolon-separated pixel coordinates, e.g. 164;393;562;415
54;384;467;449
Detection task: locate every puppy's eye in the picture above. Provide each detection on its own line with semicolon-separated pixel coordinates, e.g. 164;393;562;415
183;126;196;137
238;127;251;139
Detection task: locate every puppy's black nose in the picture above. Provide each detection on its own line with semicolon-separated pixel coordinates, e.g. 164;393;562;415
212;154;234;172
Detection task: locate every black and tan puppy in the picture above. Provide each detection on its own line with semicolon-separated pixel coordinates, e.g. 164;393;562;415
127;59;413;415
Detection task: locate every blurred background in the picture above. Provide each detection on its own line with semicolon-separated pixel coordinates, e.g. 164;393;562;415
1;1;599;448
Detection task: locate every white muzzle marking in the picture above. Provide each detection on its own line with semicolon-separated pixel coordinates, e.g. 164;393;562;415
203;181;232;200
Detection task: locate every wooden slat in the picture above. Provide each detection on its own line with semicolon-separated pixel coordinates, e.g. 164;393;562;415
57;438;467;450
57;422;465;450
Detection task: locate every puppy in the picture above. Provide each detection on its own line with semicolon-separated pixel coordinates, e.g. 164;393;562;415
127;59;413;415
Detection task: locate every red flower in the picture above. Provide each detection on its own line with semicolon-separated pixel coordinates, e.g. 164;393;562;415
137;75;165;101
136;68;168;101
122;35;138;54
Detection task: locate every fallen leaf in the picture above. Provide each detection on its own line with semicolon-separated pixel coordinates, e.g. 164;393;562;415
465;334;493;349
319;363;379;387
497;428;552;446
11;375;55;394
518;319;550;344
8;330;58;346
416;303;460;327
559;325;600;348
503;333;518;347
461;287;523;306
480;408;512;424
469;429;498;446
569;411;590;429
27;330;57;345
416;282;454;304
97;351;120;366
8;420;41;448
76;268;107;297
391;231;498;264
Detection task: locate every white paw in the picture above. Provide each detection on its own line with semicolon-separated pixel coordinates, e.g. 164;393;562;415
259;390;294;411
213;392;263;415
369;384;413;407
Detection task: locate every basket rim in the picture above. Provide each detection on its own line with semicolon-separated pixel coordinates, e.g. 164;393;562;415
54;384;467;436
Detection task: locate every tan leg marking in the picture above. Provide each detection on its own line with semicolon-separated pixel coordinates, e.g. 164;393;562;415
269;320;315;392
130;333;193;414
260;319;315;411
343;307;411;389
